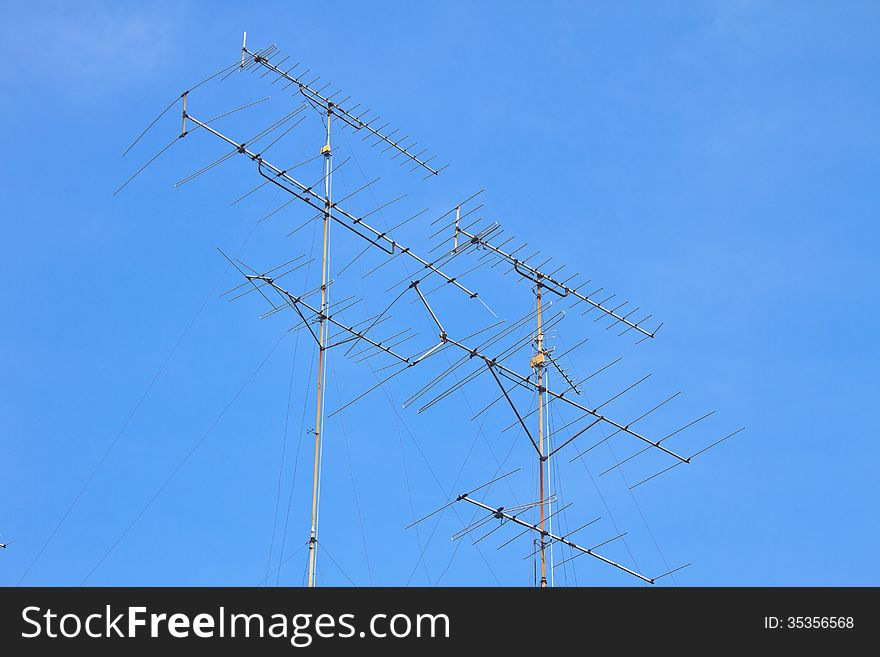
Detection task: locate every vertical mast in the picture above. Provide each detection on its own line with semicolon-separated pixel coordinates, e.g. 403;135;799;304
533;278;548;587
308;104;333;587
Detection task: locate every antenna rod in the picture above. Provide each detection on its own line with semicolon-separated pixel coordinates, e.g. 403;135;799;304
307;104;333;588
242;46;440;175
457;226;659;338
458;494;654;584
180;113;479;299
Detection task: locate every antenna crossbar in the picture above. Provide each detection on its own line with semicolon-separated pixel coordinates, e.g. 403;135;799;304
457;226;661;339
252;276;413;365
441;335;690;464
456;494;654;584
182;114;480;300
242;46;442;175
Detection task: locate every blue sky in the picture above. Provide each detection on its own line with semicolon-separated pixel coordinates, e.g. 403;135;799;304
1;1;878;586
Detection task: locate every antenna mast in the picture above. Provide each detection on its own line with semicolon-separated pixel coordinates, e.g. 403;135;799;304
533;278;548;586
307;103;333;587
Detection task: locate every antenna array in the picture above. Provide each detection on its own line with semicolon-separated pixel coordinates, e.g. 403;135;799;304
117;35;744;587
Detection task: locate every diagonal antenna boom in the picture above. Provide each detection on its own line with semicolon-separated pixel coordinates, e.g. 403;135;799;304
241;44;442;176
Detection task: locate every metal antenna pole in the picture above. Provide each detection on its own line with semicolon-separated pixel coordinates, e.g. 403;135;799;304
545;362;554;586
308;104;333;587
533;277;548;587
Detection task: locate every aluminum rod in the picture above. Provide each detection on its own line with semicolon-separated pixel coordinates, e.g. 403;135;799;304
442;336;690;464
183;114;479;300
458;495;654;584
457;227;659;338
487;364;540;456
242;47;440;174
307;106;333;588
535;281;548;586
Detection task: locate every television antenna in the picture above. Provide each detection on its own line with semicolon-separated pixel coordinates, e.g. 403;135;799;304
116;34;745;587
